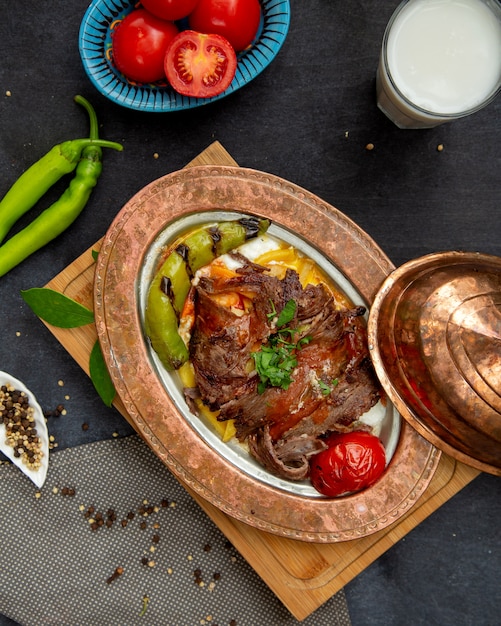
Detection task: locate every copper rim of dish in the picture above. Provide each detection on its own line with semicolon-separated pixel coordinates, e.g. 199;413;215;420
368;251;501;476
94;165;441;542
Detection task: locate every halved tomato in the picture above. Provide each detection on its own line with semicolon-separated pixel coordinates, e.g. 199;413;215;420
164;30;237;98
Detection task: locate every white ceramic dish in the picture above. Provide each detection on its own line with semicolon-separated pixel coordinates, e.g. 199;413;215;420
0;371;49;488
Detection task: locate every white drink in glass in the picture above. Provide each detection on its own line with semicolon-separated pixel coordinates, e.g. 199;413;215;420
377;0;501;128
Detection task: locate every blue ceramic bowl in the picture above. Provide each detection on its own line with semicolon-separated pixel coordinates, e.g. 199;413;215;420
79;0;290;112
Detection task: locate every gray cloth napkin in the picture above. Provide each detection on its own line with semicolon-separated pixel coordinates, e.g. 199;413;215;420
0;435;351;626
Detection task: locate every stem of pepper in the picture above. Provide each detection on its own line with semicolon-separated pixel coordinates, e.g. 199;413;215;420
74;95;99;142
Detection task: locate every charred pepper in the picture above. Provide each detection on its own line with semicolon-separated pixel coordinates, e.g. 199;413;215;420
145;217;270;370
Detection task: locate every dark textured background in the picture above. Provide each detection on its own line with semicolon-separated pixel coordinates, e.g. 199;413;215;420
1;1;500;624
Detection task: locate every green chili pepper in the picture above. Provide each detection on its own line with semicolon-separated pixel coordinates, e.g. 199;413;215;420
145;217;270;370
0;96;123;277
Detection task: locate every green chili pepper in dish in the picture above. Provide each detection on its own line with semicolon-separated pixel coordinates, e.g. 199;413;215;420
145;217;270;371
0;96;123;277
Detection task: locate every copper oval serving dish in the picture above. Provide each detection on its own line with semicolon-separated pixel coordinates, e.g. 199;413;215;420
368;251;501;476
94;166;440;542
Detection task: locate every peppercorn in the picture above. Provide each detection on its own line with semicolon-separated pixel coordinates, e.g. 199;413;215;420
0;383;43;470
106;566;124;584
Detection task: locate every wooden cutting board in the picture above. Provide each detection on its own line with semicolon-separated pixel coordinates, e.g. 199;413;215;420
43;141;480;621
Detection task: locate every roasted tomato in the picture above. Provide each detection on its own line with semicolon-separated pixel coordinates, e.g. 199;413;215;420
112;9;178;83
309;431;386;497
188;0;262;52
164;30;237;98
141;0;200;22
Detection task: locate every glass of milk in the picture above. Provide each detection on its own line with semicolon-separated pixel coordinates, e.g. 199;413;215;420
376;0;501;129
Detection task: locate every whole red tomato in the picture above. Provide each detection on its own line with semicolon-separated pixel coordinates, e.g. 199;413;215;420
141;0;200;22
164;30;237;98
112;9;178;83
188;0;262;52
309;431;386;497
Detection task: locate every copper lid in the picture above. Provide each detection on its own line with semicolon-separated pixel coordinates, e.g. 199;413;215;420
368;251;501;476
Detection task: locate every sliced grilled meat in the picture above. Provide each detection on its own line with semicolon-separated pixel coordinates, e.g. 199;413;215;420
187;256;382;480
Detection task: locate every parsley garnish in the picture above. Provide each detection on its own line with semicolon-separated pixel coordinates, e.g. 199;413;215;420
266;300;278;322
266;298;296;326
318;378;339;395
275;298;296;326
252;300;311;394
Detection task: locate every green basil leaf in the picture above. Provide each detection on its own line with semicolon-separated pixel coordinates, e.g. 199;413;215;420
21;288;94;328
91;249;99;261
276;299;296;327
89;340;116;407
